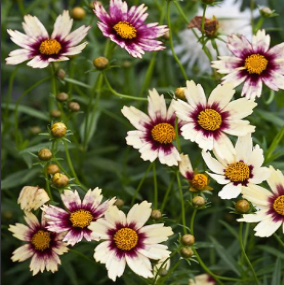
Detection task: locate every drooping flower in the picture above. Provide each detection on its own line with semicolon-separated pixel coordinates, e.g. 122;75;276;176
175;0;254;74
93;0;168;58
6;11;90;68
18;186;50;211
121;89;182;166
43;188;116;246
89;201;173;281
9;212;68;276
173;80;257;152
189;274;216;285
238;166;284;237
212;30;284;99
202;134;270;199
179;153;212;192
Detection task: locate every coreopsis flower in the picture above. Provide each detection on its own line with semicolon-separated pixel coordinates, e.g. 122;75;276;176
89;201;173;281
189;274;216;285
9;212;68;276
175;0;254;74
43;188;116;246
179;154;212;192
238;166;284;237
18;186;50;211
202;134;270;199
212;30;284;99
6;11;90;68
93;0;168;58
121;89;181;166
173;81;257;153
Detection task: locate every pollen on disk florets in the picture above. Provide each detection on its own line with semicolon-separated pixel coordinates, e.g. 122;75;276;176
224;161;250;183
198;109;222;131
31;230;51;251
245;54;268;74
151;123;176;144
113;228;138;251
273;195;284;215
39;39;62;55
113;21;137;40
70;209;93;228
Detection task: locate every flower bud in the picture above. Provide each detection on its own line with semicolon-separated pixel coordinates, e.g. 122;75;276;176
57;69;66;80
191;174;208;190
47;164;60;175
18;186;50;211
260;7;273;17
38;148;52;161
52;173;69;188
151;209;162;220
93;57;109;70
68;102;80;112
180;247;194;258
30;126;41;135
163;30;170;40
56;92;69;102
192;196;205;207
51;122;67;138
3;211;13;219
181;234;195;246
90;1;102;9
175;87;186;100
50;110;62;118
159;269;168;276
114;199;124;208
235;200;250;214
122;60;131;68
71;7;86;20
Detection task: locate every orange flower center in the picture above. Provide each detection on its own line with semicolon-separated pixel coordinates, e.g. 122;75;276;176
39;39;62;55
31;230;51;251
198;109;222;131
70;209;93;228
224;162;250;182
273;195;284;215
151;123;176;144
113;21;137;39
245;54;268;74
113;228;138;251
191;174;208;190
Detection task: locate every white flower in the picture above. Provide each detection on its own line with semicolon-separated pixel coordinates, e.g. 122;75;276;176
89;201;173;281
238;166;284;237
122;89;183;166
18;186;50;211
6;11;90;68
202;134;270;199
9;212;68;275
173;80;257;152
175;0;254;74
189;274;216;285
212;30;284;100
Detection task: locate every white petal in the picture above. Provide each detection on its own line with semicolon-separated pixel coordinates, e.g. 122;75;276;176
235;134;252;162
148;89;167;120
121;106;150;131
202;150;225;174
207;173;229;184
89;218;112;240
140;224;173;244
22;15;49;39
254;218;282;237
172;99;193;122
213;133;236;165
237;209;269;223
105;206;126;227
158;146;180;167
64;25;91;46
11;244;33;262
179;153;194;179
241;78;263;100
7;29;34;49
27;56;49;69
242;184;270;207
127;201;152;229
139;143;158;163
30;253;45;275
218;182;242;199
252;30;270;53
208;83;235;110
211;56;242;74
51;10;73;40
6;50;31;65
24;211;40;229
250;167;270;184
61;190;81;211
62;42;88;56
138;244;170;260
225;120;255;136
45;251;61;273
247;145;264;168
82;187;102;209
195;131;214;151
185;80;207;108
125;253;153;279
263;71;284;91
106;251;126;281
94;241;112;264
267;166;284;194
180;123;200;142
125;130;147;149
9;223;31;241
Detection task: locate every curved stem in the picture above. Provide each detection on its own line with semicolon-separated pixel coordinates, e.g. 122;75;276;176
176;171;187;234
131;164;152;206
160;176;175;212
274;233;284;249
44;166;53;201
239;222;260;285
103;74;147;101
166;1;188;81
153;162;158;209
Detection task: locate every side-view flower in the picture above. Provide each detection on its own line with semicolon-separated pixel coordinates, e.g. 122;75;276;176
43;188;116;246
122;89;182;166
238;166;284;237
202;134;270;199
212;29;284;99
89;201;173;281
6;10;90;68
9;212;68;275
173;80;257;152
93;0;168;58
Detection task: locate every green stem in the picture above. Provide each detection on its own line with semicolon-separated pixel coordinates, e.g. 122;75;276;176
176;171;187;234
174;2;189;24
274;233;284;249
166;1;188;81
265;125;284;163
160;176;175;212
103;74;147;101
158;260;181;285
201;4;207;47
131;164;152;206
64;140;87;192
153;162;158;209
239;222;260;285
175;117;181;152
44;166;53;201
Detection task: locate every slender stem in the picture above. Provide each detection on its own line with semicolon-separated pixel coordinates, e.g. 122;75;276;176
239;222;260;285
201;4;207;47
153;162;158;209
176;171;187;234
166;1;188;81
174;2;189;24
274;233;284;249
159;260;181;285
103;74;147;101
160;176;175;212
64;140;87;192
131;164;152;206
175;117;181;152
190;209;197;235
44;166;53;201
